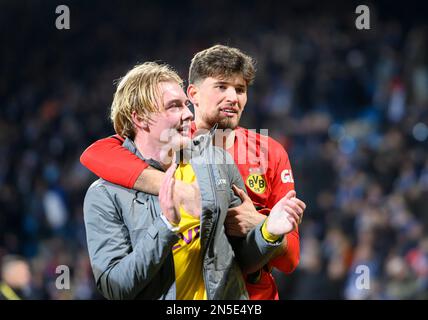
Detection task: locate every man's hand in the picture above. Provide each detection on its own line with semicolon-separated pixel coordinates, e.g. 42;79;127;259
159;163;180;225
174;180;201;218
265;190;306;236
225;185;267;237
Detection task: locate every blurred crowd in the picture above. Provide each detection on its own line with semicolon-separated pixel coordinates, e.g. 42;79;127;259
0;0;427;299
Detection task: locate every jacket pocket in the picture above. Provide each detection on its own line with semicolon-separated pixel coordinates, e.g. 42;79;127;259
128;194;152;230
129;227;148;246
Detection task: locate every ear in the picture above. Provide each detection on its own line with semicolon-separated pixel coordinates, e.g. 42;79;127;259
131;111;148;130
187;84;199;107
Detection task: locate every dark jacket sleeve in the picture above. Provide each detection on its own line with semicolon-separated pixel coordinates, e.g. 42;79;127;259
83;182;179;299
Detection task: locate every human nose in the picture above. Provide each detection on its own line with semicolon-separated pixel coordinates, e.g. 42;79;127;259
225;87;238;104
182;104;193;122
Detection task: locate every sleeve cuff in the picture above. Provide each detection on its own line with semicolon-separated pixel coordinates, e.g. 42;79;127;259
160;214;180;233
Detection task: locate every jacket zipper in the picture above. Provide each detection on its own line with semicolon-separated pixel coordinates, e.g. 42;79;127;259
202;151;219;300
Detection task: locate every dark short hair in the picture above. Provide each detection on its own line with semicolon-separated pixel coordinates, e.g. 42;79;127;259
189;45;256;86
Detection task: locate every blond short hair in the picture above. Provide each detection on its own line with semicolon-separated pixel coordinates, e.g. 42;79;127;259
110;62;183;139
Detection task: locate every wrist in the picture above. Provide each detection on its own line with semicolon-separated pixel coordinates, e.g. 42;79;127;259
261;219;281;243
255;212;267;225
160;215;180;233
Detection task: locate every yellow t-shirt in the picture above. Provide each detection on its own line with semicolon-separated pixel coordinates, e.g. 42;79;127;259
173;163;207;300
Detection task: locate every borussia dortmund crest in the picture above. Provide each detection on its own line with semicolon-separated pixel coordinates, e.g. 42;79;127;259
246;172;267;194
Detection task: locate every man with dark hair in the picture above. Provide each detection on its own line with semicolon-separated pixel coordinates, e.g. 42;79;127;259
81;45;305;300
188;45;255;131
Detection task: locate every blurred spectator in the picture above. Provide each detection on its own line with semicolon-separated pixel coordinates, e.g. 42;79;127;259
0;255;32;300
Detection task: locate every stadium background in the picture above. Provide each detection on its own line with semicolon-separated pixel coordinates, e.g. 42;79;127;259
1;0;427;299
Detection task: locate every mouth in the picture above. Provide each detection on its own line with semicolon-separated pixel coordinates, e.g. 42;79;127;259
220;107;239;117
177;125;191;136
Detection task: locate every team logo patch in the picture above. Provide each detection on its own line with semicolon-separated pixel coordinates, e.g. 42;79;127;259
246;173;267;194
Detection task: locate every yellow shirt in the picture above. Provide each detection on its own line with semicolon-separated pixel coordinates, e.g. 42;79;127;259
173;163;207;300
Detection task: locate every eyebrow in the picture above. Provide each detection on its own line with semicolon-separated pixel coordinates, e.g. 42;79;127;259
164;99;190;107
213;81;246;89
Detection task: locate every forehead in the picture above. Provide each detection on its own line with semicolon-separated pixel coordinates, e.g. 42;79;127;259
203;74;246;86
158;81;187;102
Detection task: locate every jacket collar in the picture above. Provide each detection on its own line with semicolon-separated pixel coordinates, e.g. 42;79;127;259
191;123;217;150
122;138;165;171
122;123;218;168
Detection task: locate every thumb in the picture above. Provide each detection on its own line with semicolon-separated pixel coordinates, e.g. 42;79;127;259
285;190;296;200
167;162;177;173
232;184;250;202
164;162;177;181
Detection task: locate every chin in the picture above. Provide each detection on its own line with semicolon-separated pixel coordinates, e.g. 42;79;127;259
216;119;239;130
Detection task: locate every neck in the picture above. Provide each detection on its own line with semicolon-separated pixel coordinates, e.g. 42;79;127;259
195;116;236;150
133;133;174;169
195;117;210;132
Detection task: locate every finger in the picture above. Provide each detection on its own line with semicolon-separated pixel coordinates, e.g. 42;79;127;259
163;171;172;199
286;214;299;229
226;208;238;216
159;173;169;202
288;204;303;224
225;224;246;237
274;194;290;208
285;199;303;215
232;184;250;202
287;216;299;231
225;214;237;223
225;220;238;229
224;222;237;231
275;191;295;208
285;190;296;200
168;176;175;204
283;205;301;223
165;164;177;204
286;209;300;226
170;150;177;164
291;197;306;211
165;162;177;178
225;228;241;237
291;221;298;230
161;164;174;193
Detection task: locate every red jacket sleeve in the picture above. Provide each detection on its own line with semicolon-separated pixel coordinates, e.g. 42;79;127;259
266;138;300;274
80;135;149;189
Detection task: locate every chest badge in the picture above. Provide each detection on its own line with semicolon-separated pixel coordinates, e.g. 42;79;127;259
245;170;267;194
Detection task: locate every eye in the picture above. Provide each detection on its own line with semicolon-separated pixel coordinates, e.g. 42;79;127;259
216;85;227;91
236;87;246;94
167;103;181;111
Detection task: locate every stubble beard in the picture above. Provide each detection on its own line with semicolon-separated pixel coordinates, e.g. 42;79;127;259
203;111;241;130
